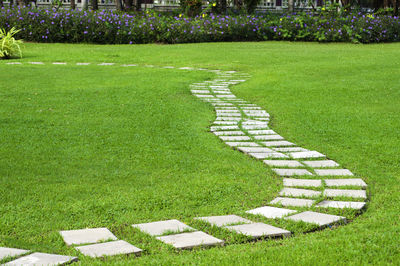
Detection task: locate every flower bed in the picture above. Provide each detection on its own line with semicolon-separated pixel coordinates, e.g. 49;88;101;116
1;7;400;44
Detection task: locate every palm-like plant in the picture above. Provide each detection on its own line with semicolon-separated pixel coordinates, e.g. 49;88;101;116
0;27;23;59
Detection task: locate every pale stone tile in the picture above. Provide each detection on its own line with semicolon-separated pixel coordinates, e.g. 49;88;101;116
302;160;339;168
213;131;245;136
237;147;274;153
248;152;289;159
225;223;291;239
316;200;366;210
272;169;313;176
132;219;194;236
59;228;117;246
75;240;142;258
191;90;210;94
0;247;29;260
156;231;224;249
247;130;275;135
254;135;284;141
210;125;240;131
195;215;252;227
289;151;326;159
5;253;78;265
283;178;322;187
285;211;346;226
270;197;315;207
279;188;321;197
261;141;295;147
324;189;367;199
314;169;354;176
324;178;367;188
273;147;309;152
246;206;297;219
263;160;303;167
225;142;260;147
219;136;251;141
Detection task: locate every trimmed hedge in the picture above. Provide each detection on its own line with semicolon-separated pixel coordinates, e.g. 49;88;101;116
1;7;400;44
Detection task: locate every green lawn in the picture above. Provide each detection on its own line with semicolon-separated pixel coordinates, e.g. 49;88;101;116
1;42;400;264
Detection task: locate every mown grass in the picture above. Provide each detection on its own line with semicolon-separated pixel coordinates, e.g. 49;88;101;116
1;41;400;264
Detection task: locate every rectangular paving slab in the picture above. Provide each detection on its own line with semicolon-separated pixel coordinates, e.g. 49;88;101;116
225;142;260;147
302;160;339;168
270;197;315;207
324;189;367;199
285;211;346;227
316;200;366;210
272;169;313;176
273;147;309;152
314;169;354;176
237;147;274;153
132;219;194;236
156;231;224;249
59;228;118;246
0;247;29;260
5;252;78;266
263;160;303;167
195;215;252;227
246;206;297;219
75;240;142;258
324;178;367;188
213;131;245;136
210;125;240;131
224;223;291;239
261;141;295;147
283;178;322;187
219;136;251;141
254;135;284;141
247;130;275;135
289;151;326;159
279;188;322;198
249;152;289;159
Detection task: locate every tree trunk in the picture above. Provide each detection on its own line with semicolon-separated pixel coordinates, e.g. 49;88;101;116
288;0;294;12
115;0;123;10
220;0;227;13
70;0;75;9
0;0;3;8
91;0;98;10
394;0;399;15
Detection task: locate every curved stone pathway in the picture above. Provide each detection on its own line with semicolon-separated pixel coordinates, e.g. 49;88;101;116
1;61;368;264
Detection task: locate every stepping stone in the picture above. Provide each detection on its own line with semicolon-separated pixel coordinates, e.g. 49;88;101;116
279;188;322;198
194;94;214;98
195;215;252;226
272;169;313;176
59;228;117;246
270;197;315;207
216;113;241;117
52;62;66;65
213;131;245;136
0;247;29;260
314;169;354;176
191;90;210;94
216;110;240;113
5;252;78;266
324;178;367;188
6;62;22;65
237;147;274;153
261;141;295;147
132;219;194;236
216;95;236;98
249;152;289;159
283;178;322;187
324;189;367;199
122;64;138;67
289;151;326;159
219;136;251;141
216;117;241;121
273;147;309;152
254;135;284;140
210;125;240;131
213;121;238;125
75;240;142;258
242;120;268;125
285;211;346;227
242;125;269;130
247;130;275;135
29;62;44;65
302;160;339;168
77;62;90;65
98;63;114;66
263;160;303;167
156;231;224;249
225;142;260;147
241;107;262;110
316;200;366;210
246;206;297;219
225;223;291;239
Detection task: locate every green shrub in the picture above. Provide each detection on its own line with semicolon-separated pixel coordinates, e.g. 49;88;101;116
0;27;23;59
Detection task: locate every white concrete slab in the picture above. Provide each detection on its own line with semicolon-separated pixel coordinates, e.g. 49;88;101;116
219;136;251;141
316;200;366;210
246;206;297;218
237;147;274;153
5;252;78;266
225;142;260;147
191;90;210;94
213;121;238;125
283;178;322;187
210;126;240;131
132;219;194;236
247;130;275;135
263;160;303;167
242;125;269;130
272;169;313;176
75;240;142;258
302;160;339;168
324;189;367;199
254;135;284;141
0;247;29;260
279;188;322;198
270;197;315;207
289;151;326;159
213;131;245;136
59;228;117;246
195;215;252;227
225;223;291;239
273;147;309;152
285;211;346;226
314;169;354;176
324;178;367;188
261;141;295;147
156;231;224;249
249;152;289;159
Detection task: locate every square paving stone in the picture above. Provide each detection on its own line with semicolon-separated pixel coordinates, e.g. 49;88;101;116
272;169;313;176
246;206;297;219
0;247;29;260
249;152;289;159
213;121;238;125
216;117;242;121
247;130;275;135
279;188;322;198
263;160;303;167
225;142;260;147
195;215;252;227
191;90;210;94
273;147;309;152
216;113;241;117
316;200;366;210
242;125;269;130
210;126;240;131
237;147;274;153
261;141;295;147
285;211;346;227
225;223;291;239
324;178;367;188
156;231;224;249
283;178;322;187
75;240;142;258
314;169;354;176
5;252;78;266
302;160;339;168
132;219;194;236
289;151;326;159
270;197;315;207
324;189;367;199
254;135;284;141
219;136;251;141
59;228;117;246
213;131;245;136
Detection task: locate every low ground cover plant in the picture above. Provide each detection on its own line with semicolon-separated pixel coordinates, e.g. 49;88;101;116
1;7;400;44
